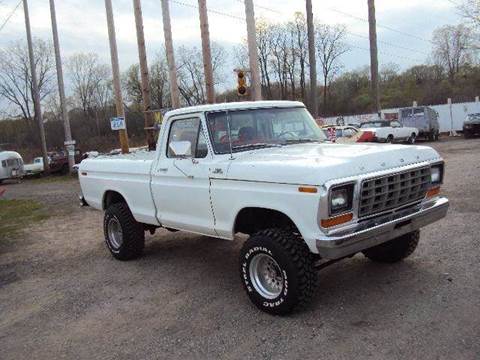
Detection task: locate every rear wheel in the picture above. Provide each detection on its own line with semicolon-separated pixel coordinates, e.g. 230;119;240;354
363;231;419;263
104;203;145;260
240;228;317;315
386;135;394;143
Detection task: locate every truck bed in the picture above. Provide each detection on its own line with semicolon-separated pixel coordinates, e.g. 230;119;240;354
79;149;159;225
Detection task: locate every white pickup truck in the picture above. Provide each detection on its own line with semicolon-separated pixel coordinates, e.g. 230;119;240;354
359;120;419;144
79;101;449;315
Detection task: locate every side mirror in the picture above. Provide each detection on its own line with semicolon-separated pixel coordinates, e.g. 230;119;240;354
169;141;192;157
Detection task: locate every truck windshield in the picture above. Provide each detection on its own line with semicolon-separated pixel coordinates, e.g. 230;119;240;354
206;107;325;154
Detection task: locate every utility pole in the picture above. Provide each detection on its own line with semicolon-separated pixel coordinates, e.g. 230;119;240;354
368;0;381;116
244;0;262;101
49;0;75;173
198;0;215;104
133;0;156;150
161;0;181;109
105;0;129;153
306;0;318;118
22;0;49;173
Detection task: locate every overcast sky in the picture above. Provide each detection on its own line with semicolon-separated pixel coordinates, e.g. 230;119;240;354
0;0;462;85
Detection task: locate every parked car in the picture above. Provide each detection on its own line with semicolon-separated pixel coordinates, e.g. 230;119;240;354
321;125;375;143
463;113;480;138
79;101;449;315
359;120;419;144
0;151;24;183
48;150;82;174
24;157;46;177
399;106;440;141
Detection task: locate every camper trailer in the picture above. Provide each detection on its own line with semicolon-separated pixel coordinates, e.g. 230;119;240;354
0;151;24;183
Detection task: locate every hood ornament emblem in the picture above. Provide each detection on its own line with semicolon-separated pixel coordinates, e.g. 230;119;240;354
381;162;386;167
400;158;405;163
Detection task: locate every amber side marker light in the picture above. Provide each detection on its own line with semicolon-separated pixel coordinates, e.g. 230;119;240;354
298;186;318;194
426;186;441;198
321;213;354;228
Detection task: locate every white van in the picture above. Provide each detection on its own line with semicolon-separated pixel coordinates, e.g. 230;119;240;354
0;151;25;183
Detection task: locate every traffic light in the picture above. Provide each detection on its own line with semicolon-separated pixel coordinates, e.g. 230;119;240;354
237;70;247;96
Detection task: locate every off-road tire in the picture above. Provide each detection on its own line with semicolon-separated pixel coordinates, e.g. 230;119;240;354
363;230;420;263
408;133;416;144
239;228;317;315
104;203;145;261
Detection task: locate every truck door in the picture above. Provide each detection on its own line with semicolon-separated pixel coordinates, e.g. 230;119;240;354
151;116;216;236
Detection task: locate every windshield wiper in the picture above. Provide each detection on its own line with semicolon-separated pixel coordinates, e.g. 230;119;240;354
282;139;322;144
231;143;282;151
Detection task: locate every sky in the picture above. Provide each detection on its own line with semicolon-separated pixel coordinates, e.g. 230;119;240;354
0;0;463;96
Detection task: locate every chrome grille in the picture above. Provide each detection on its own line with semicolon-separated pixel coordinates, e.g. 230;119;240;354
359;167;431;218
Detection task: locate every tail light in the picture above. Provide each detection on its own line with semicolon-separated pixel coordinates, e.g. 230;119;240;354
357;131;375;142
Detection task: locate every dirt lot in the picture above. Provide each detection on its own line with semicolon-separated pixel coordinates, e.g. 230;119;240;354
1;138;479;359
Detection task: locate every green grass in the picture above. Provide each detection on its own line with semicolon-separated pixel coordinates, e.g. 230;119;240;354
0;199;49;238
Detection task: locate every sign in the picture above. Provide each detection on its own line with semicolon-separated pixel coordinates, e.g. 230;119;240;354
64;140;76;146
111;117;126;131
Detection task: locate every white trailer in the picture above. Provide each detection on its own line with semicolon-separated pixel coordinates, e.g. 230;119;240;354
0;151;25;183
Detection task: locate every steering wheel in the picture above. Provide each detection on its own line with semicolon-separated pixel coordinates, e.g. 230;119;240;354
277;131;297;140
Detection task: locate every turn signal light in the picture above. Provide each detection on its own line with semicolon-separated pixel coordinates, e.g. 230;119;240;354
298;186;318;194
426;186;441;198
321;212;353;228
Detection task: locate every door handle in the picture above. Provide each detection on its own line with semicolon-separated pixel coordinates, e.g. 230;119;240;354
158;168;168;173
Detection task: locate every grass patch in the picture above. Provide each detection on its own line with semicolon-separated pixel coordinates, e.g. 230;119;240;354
0;199;49;238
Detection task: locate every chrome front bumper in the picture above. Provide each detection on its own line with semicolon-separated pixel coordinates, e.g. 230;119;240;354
316;197;449;259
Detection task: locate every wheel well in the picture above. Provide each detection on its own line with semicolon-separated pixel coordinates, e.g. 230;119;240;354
103;191;127;210
234;208;298;235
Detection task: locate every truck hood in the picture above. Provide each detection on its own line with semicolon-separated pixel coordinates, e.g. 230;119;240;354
223;143;441;185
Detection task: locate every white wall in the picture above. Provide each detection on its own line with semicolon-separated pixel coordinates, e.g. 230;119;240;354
324;100;480;132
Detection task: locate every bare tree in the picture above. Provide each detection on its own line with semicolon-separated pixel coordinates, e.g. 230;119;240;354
177;43;226;106
292;12;308;101
67;53;111;135
432;24;473;82
0;39;56;124
458;0;480;28
315;24;349;113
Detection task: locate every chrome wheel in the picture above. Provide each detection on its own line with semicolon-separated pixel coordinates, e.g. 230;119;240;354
249;253;284;299
107;217;123;250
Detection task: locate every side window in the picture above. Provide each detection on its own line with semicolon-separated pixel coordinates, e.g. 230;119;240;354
167;118;208;159
391;121;401;128
1;160;5;167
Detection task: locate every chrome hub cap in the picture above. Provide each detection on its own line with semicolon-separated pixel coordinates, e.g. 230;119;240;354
249;253;284;299
107;217;123;249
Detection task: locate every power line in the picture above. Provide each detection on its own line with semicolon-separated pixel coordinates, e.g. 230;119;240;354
346;41;425;63
346;31;430;57
233;0;282;15
0;0;22;33
169;0;246;22
326;7;435;45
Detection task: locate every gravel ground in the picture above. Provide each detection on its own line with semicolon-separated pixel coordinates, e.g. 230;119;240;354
0;138;479;360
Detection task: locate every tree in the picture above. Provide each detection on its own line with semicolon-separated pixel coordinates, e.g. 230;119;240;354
0;39;56;124
432;24;474;83
458;0;480;28
315;24;349;113
176;43;226;106
67;53;111;136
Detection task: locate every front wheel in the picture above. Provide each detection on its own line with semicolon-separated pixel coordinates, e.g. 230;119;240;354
104;203;145;260
363;231;419;263
240;229;317;315
408;133;416;144
386;135;394;143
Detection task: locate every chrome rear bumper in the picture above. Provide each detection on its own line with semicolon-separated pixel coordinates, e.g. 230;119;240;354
316;197;449;259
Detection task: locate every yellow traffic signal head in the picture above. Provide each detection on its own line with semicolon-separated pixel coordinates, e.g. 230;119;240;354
237;70;247;96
